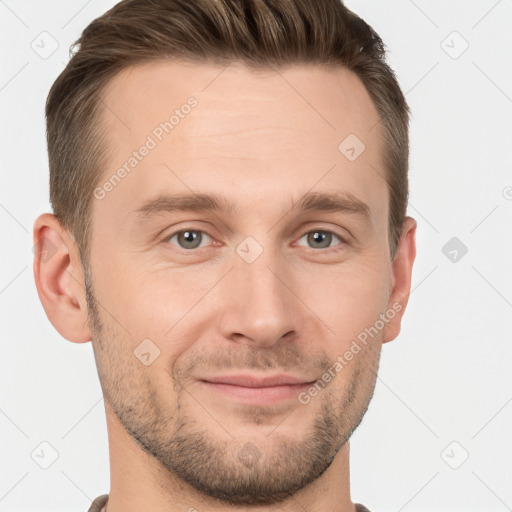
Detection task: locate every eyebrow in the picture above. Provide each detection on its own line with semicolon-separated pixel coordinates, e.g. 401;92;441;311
131;191;371;222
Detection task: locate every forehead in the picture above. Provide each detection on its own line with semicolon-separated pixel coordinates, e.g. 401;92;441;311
94;60;387;227
100;59;381;147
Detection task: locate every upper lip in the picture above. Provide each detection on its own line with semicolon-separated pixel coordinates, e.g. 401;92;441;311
201;374;315;388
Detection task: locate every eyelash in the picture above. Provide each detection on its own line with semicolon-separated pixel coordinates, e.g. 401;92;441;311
161;227;347;254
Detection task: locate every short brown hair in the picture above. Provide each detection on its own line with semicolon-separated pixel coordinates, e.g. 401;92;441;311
46;0;410;267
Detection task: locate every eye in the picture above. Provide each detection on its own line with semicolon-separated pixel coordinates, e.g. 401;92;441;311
296;229;345;251
161;227;346;253
164;229;212;250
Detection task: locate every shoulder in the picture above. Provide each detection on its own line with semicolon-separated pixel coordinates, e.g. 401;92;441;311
88;493;109;512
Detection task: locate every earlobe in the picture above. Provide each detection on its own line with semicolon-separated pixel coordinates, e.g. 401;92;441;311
382;216;417;343
32;213;92;343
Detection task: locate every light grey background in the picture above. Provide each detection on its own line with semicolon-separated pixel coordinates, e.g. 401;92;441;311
1;1;511;511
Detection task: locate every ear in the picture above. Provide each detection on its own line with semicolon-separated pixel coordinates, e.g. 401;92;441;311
382;216;417;343
32;213;92;343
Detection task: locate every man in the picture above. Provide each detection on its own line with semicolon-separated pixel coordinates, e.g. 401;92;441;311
32;0;416;510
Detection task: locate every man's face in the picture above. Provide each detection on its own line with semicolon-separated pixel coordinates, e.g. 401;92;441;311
87;60;396;505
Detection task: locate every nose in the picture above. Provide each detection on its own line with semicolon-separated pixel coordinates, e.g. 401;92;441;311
218;249;303;348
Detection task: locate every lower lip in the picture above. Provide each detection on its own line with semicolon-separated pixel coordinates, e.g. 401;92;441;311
200;381;313;405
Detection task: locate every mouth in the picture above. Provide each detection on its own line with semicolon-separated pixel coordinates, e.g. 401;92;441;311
199;374;317;405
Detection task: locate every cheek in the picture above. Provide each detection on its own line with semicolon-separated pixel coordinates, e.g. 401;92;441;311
90;253;184;335
101;265;216;373
93;237;390;350
300;261;390;335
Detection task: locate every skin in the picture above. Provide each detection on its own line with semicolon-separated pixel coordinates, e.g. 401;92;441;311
33;60;416;512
